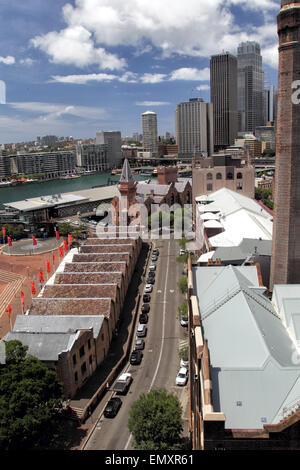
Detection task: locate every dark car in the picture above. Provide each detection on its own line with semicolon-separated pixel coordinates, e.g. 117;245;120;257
130;349;143;365
143;294;151;303
135;339;145;350
103;397;122;418
139;312;148;324
152;248;159;256
141;303;150;313
146;277;155;284
148;272;155;279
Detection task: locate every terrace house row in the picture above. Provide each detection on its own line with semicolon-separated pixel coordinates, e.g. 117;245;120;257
5;234;142;397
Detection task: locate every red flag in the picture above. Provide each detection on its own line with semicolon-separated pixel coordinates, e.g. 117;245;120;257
32;235;37;246
39;269;44;283
68;234;73;246
31;280;36;295
8;305;11;322
56;230;60;240
2;227;6;238
21;291;24;307
7;236;12;247
59;246;64;258
63;240;68;251
46;260;51;273
52;253;55;264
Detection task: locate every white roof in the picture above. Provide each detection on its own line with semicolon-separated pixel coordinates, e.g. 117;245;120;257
204;220;223;229
196;188;273;247
197;251;215;263
200;212;220;220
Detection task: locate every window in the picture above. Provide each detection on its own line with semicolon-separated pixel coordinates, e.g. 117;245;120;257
216;173;222;180
88;339;91;350
81;362;87;375
207;173;213;180
207;184;213;191
79;345;85;358
101;334;104;341
89;355;92;365
74;372;78;383
237;182;243;190
227;172;233;180
237;172;243;179
72;354;77;366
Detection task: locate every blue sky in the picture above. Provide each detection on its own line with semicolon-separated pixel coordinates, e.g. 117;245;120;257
0;0;280;143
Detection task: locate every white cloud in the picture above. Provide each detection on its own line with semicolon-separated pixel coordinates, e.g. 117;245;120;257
19;58;35;66
9;101;107;121
140;73;167;84
135;101;170;106
0;56;15;65
51;73;118;84
31;25;126;70
169;67;210;81
31;0;280;70
196;84;210;91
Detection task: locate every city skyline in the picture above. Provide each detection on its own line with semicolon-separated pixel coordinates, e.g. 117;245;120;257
0;0;280;143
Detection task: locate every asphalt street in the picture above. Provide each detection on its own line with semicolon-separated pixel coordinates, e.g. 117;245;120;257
84;236;189;450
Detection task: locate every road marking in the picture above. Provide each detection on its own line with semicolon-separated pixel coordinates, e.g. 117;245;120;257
125;240;171;451
170;289;174;293
157;290;162;293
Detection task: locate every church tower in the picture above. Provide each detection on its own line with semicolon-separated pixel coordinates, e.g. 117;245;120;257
270;1;300;289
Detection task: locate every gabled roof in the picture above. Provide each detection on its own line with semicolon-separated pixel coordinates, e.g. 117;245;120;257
192;265;300;430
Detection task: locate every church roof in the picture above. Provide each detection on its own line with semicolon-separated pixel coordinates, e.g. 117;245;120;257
120;159;134;183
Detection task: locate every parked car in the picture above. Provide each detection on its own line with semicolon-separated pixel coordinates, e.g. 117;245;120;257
144;284;153;293
141;304;150;313
103;397;122;418
149;264;156;271
137;323;147;337
180;358;189;368
152;248;159;256
151;255;158;262
135;339;145;350
179;249;186;256
146;277;155;284
143;294;151;303
180;317;188;327
130;349;143;365
176;367;188;386
147;271;155;279
139;312;148;324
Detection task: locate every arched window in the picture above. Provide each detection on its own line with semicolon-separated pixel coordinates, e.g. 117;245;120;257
237;172;243;179
216;173;222;180
207;173;213;180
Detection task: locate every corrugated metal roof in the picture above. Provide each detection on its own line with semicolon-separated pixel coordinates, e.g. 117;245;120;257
192;265;300;430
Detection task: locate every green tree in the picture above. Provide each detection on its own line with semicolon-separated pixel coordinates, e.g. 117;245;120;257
179;346;188;362
177;301;188;322
58;222;71;236
0;340;63;450
128;388;183;450
177;276;188;294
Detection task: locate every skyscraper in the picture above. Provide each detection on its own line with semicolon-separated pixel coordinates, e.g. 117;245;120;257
175;98;214;158
270;1;300;288
237;41;265;133
96;131;122;168
264;84;277;124
141;111;158;157
210;52;238;151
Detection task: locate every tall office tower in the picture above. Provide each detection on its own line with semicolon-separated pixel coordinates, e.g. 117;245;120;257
210;52;238;151
264;84;278;124
141;111;158;157
270;1;300;289
237;41;265;133
96;131;122;168
175;98;214;158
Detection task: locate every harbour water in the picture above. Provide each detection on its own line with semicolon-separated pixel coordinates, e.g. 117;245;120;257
0;172;150;209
